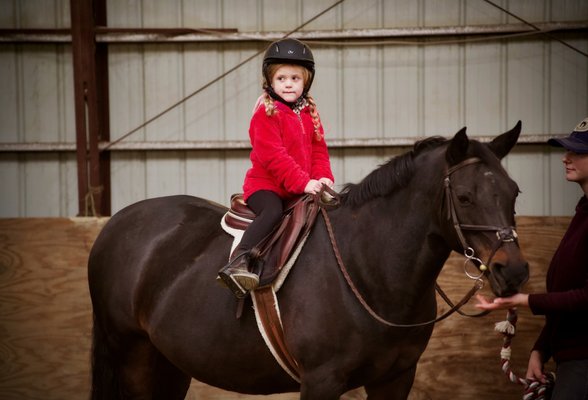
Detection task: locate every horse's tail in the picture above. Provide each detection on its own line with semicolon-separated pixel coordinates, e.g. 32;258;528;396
90;314;120;400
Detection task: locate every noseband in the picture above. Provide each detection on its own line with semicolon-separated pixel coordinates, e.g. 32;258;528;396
444;157;518;280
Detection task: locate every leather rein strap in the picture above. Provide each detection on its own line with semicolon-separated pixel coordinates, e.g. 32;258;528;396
318;155;521;328
320;206;483;328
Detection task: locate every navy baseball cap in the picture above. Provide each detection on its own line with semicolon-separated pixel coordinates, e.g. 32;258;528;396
548;117;588;154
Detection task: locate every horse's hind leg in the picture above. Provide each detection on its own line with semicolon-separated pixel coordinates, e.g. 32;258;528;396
364;365;416;400
151;351;192;400
117;337;191;400
299;372;347;400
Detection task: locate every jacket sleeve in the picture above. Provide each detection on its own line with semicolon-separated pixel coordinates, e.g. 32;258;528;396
310;124;334;182
249;111;310;194
528;278;588;314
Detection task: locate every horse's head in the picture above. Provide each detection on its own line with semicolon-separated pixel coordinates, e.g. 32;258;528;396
441;121;529;297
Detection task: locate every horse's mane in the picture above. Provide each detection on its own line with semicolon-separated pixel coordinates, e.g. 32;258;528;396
341;136;447;207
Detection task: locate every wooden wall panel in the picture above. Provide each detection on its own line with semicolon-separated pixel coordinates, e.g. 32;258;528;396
0;218;104;400
409;216;566;399
0;216;568;399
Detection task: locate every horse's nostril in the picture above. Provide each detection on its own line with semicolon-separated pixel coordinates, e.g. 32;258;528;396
492;262;505;271
489;260;530;297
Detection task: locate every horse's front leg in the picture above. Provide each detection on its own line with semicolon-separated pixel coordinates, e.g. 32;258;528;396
364;365;417;400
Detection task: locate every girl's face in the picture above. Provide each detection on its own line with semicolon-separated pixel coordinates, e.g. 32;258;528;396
270;65;306;103
562;150;588;192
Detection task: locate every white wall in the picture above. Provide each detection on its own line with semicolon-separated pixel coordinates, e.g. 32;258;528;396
0;0;586;216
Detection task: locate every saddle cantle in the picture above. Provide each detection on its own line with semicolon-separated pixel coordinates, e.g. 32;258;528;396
224;194;256;231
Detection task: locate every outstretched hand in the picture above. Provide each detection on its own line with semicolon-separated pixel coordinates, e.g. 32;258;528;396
474;293;529;311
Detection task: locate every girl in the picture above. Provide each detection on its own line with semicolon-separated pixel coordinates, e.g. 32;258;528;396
217;38;334;299
476;117;588;399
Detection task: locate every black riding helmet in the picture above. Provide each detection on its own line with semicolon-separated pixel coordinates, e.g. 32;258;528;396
262;38;315;95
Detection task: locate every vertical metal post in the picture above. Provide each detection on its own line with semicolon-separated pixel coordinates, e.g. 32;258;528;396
70;0;110;216
94;0;111;216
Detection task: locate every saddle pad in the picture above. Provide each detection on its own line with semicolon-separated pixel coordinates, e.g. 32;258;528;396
220;211;251;256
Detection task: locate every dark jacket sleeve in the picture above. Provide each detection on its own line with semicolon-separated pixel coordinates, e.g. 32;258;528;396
528;280;588;314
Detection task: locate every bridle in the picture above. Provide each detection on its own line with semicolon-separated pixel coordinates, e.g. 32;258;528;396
318;156;519;328
444;157;518;280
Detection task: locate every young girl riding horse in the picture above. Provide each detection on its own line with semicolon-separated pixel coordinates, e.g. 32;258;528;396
217;38;335;298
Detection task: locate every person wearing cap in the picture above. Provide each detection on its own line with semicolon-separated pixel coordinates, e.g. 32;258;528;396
475;117;588;399
217;38;334;298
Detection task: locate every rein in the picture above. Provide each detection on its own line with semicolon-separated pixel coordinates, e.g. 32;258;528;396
320;205;483;328
317;156;519;328
318;185;484;328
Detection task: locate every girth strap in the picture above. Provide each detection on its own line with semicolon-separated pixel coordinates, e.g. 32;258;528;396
251;287;301;382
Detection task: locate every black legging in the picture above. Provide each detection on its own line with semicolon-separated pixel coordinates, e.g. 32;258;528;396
235;190;284;254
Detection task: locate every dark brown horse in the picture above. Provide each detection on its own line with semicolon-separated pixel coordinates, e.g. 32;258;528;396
88;122;529;400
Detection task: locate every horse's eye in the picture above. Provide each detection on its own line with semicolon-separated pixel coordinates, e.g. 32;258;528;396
457;193;473;205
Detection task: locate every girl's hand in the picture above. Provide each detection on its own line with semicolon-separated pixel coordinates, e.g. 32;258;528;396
318;177;334;188
474;293;529;310
304;179;323;194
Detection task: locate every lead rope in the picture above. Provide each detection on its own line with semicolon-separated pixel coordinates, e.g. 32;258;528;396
494;308;556;399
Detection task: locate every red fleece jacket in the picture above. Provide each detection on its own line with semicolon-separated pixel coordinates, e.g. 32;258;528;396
528;196;588;363
242;100;334;201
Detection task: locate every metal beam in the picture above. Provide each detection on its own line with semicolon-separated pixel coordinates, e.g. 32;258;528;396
0;22;585;43
0;134;561;152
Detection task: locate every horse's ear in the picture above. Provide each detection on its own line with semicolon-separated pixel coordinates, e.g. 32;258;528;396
488;120;521;159
446;127;469;166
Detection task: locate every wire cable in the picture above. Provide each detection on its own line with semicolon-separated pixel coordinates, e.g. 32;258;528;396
482;0;588;58
103;0;345;151
104;0;586;150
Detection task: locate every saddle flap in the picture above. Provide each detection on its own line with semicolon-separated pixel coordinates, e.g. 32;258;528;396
257;196;320;286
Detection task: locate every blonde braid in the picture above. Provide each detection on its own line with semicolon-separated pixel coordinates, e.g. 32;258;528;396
260;92;322;141
306;94;323;141
262;92;277;116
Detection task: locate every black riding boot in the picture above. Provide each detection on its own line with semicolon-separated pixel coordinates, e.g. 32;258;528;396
217;251;260;299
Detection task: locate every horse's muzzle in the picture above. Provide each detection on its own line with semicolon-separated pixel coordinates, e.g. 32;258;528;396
487;248;529;297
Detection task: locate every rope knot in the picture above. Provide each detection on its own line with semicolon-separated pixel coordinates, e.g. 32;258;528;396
496;308;555;399
83;185;104;217
495;318;516;337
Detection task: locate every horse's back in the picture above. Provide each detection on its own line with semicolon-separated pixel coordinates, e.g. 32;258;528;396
88;195;228;331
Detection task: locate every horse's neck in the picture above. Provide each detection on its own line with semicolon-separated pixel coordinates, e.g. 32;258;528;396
332;193;450;301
